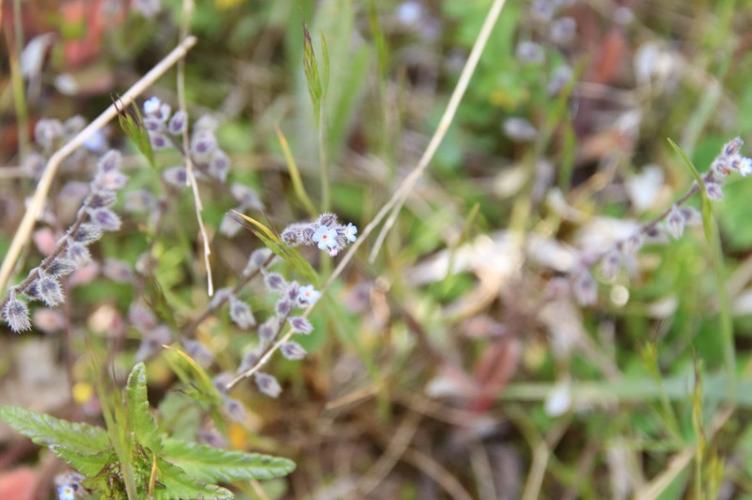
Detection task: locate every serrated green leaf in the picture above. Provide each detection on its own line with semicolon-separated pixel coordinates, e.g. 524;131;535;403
153;458;233;500
0;406;112;475
162;438;296;482
0;405;109;453
126;363;161;452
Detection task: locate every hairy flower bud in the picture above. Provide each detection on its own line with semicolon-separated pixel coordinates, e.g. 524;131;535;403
280;341;307;360
162;166;188;188
665;205;685;239
2;292;31;333
289;316;313;334
36;272;64;307
89;208;122;232
229;296;255;329
167;110;187;135
255;372;281;398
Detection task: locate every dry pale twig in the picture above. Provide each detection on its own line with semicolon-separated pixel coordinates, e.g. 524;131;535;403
0;36;198;293
177;0;214;296
367;0;509;263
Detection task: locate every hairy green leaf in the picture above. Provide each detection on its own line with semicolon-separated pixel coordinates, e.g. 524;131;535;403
0;406;111;474
162;438;296;482
126;363;161;452
153;458;233;500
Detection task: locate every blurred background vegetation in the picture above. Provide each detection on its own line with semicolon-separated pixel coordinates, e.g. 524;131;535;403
4;0;752;498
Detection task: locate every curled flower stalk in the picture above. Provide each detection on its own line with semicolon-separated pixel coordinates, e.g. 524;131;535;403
1;150;128;332
569;137;750;306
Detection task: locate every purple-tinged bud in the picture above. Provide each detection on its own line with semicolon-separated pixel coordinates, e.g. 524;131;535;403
89;208;122;232
258;317;278;344
157;103;172;122
66;242;91;266
24;281;41;301
504;117;538;142
254;372;281;398
143;116;163;132
244;248;272;275
722;137;743;157
190;131;217;160
162;166;188;188
229;296;255;329
281;225;303;246
135;325;171;362
213;373;234;393
93;170;128;191
219;211;243;237
36;272;64;307
549;17;576;45
276;299;292;316
516;41;545;64
712;158;733;177
280;341;306;360
666;205;685;239
600;249;622;282
317;213;338;227
128;300;158;332
47;258;76;278
183;339;214;367
571;268;597;306
264;272;287;291
297;284;320;307
87;190;117;209
289;316;313;334
97;150;122;173
72;223;103;245
231;183;262;210
680;207;701;226
620;232;644;255
286;282;300;302
705;181;724;201
223;397;247;423
103;259;134;283
3;292;31;333
644;225;668;244
531;0;555;22
167;110;187;135
149;132;169;150
197;427;226;449
34;118;64;150
208;150;230;183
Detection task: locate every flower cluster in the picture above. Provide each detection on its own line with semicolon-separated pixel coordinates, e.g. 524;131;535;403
281;213;358;256
568;137;750;306
2;150;128;332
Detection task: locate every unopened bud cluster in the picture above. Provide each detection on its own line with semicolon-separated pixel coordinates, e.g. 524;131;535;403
281;213;358;256
568;137;750;307
2;150;128;332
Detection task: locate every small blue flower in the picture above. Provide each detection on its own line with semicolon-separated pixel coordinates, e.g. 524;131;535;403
297;285;320;307
343;223;358;243
143;96;161;116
